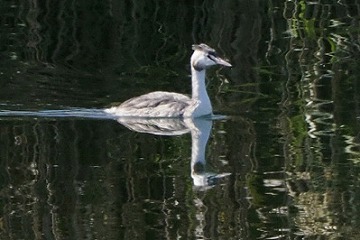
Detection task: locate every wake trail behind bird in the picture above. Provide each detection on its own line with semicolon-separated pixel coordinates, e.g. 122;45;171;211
0;108;115;120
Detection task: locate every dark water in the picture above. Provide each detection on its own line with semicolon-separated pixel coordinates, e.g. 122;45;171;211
1;0;360;239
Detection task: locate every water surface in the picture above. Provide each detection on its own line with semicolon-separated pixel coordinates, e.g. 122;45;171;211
1;0;360;239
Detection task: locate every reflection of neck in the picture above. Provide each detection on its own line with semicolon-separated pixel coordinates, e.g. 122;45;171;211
191;67;212;117
185;118;212;170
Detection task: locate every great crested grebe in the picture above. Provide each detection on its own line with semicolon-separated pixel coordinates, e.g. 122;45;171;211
104;44;232;118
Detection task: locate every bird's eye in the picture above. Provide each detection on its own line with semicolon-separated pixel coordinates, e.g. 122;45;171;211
207;54;216;62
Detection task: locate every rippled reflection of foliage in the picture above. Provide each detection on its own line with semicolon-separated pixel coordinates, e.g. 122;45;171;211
1;0;360;239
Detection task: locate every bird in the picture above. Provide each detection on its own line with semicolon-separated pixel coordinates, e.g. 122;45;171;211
104;43;232;118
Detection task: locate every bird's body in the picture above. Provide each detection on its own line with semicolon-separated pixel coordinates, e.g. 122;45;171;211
104;44;231;118
107;91;193;117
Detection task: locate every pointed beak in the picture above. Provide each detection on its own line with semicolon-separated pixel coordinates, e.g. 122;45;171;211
213;56;232;67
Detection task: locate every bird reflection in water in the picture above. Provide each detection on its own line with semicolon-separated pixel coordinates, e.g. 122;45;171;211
117;116;231;189
0;108;231;189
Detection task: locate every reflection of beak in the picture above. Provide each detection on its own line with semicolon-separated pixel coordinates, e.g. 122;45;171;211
210;55;232;67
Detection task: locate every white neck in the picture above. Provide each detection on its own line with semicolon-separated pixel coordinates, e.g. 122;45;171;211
191;67;212;117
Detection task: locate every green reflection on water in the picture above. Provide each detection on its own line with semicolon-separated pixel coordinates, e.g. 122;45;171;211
1;0;360;239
